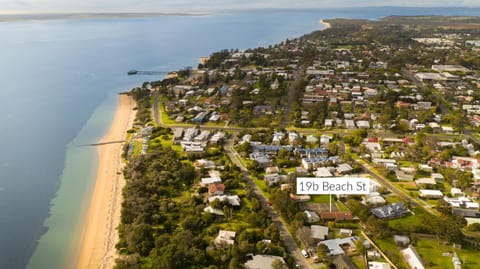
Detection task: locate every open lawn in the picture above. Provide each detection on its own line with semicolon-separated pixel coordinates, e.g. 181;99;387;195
415;237;480;269
387;214;422;229
350;254;367;269
310;195;334;203
252;176;270;198
374;237;408;268
384;194;404;204
374;237;407;268
395;182;418;191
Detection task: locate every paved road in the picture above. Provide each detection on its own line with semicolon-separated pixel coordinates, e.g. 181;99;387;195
224;137;312;269
355;159;419;207
281;65;305;128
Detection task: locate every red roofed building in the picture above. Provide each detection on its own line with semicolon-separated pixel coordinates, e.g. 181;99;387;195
395;101;411;109
320;211;353;220
209;182;225;196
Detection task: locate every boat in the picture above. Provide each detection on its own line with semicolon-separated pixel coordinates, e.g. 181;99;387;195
127;70;138;75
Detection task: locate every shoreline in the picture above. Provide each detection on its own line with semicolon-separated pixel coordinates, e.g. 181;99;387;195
320;19;331;30
76;93;136;269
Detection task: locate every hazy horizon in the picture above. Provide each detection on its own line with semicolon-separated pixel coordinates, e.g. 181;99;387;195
1;0;480;14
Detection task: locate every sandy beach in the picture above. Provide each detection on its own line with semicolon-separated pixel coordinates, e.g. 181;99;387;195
320;19;332;30
76;94;135;269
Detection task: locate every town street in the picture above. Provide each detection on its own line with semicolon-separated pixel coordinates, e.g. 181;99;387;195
224;137;312;269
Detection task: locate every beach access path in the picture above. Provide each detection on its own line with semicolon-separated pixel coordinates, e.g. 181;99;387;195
76;94;136;269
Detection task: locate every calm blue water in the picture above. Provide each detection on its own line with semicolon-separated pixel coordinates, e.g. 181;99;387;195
0;7;478;269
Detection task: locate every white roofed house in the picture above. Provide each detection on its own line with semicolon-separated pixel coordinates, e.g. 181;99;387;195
345;119;356;129
320;135;332;145
337;163;353;175
310;225;329;242
316;167;333;177
304;210;320;223
325;119;334;128
306;134;319;144
264;173;282;186
419;189;443;199
272;131;285;145
215;230;236;248
288;131;299;144
400;246;425;269
356;120;370;129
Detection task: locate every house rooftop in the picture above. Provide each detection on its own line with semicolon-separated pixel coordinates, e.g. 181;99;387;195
245;255;286;269
311;225;329;240
320;236;358;256
371;202;407;219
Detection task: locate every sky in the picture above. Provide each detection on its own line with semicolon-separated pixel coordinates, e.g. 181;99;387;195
1;0;479;13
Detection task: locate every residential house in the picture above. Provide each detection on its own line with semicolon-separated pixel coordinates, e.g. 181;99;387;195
272;131;285;144
209;132;225;145
357;120;370;129
304;210;320;223
415;177;437;188
215;230;236;248
325;119;334;128
310;225;329;242
396;170;414;181
265;166;280;174
207;195;241;207
320;135;332;144
419;189;443;199
306;135;319;144
364;193;386;206
316;167;333;177
337;163;353;174
331;255;357;269
201;176;222;186
288;131;299;143
400;246;425;269
368;262;391;269
394;235;411;247
319;236;358;256
173;128;184;144
345;120;356;129
204;206;224;216
249;153;273;168
265;173;282;186
320;211;353;220
245;255;286;269
339;229;353;237
208;182;225;196
452;208;480;218
371;202;407;219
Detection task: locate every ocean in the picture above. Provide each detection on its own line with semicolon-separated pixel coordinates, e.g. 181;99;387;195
0;7;478;269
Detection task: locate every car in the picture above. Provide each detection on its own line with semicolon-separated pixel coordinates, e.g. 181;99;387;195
295;264;301;269
301;249;309;258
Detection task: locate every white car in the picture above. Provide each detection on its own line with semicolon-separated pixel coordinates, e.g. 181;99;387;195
301;249;309;258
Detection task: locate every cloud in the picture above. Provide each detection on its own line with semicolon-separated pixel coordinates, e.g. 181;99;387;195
1;0;479;13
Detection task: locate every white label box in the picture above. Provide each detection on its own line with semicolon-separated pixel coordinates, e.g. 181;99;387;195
297;177;370;195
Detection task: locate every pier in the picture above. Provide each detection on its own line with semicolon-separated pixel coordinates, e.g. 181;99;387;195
127;70;168;76
77;140;126;147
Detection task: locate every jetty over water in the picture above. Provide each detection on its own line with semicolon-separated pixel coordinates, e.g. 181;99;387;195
127;70;169;75
77;140;126;147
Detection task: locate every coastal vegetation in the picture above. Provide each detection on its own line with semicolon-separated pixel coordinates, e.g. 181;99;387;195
116;15;480;269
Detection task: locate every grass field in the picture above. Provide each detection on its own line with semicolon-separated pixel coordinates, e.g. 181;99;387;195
414;237;480;269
